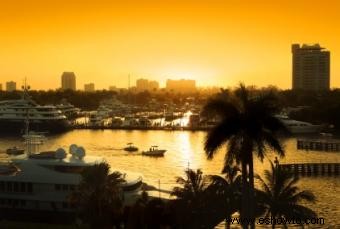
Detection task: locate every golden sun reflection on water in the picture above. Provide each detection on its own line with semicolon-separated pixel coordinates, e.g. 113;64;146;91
0;130;339;227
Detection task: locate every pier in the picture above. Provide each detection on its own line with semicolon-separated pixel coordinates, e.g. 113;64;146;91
297;139;340;152
279;163;340;176
72;124;211;131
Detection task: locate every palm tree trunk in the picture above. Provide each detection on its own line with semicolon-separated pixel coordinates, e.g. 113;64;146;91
248;155;255;229
225;217;231;229
241;161;249;229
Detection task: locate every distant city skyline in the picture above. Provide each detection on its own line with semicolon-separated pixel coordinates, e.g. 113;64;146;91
1;1;340;90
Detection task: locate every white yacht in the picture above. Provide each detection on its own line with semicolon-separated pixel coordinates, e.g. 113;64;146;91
87;111;105;127
0;135;143;212
0;88;69;134
122;115;139;127
97;105;111;118
138;116;152;127
275;114;324;134
55;102;80;119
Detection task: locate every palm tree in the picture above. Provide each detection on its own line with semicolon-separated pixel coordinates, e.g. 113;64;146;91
171;168;217;228
256;160;316;228
70;162;125;229
207;165;242;229
203;84;286;228
172;168;208;202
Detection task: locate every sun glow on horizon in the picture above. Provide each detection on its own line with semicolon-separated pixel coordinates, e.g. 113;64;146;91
0;0;340;90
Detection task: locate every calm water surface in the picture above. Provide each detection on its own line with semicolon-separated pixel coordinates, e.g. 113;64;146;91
0;130;339;228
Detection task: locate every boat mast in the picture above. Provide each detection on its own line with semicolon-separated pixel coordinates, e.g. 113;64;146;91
22;79;30;136
22;79;32;154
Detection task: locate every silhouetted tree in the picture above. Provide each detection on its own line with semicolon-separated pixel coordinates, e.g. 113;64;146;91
70;162;125;229
256;161;317;229
203;84;286;228
207;165;242;229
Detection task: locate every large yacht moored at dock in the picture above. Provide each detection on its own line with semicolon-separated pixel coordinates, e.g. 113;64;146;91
0;134;143;212
0;90;70;134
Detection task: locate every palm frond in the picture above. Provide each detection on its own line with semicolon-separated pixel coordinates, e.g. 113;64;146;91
262;131;285;157
289;190;316;203
201;98;239;119
204;117;240;159
255;174;271;195
235;83;249;111
257;160;317;221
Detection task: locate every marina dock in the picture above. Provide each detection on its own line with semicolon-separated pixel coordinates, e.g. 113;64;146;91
72;124;211;131
297;139;340;152
279;163;340;176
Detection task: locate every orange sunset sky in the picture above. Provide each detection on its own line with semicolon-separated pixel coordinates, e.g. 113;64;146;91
0;0;339;90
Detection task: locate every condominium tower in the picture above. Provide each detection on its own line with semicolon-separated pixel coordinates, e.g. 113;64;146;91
61;72;76;91
292;44;330;91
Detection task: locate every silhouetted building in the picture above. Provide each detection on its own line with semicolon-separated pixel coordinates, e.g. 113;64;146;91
0;84;2;91
136;78;159;92
61;72;76;90
148;80;159;91
109;86;118;91
166;79;196;93
292;44;330;91
84;83;95;92
6;81;16;92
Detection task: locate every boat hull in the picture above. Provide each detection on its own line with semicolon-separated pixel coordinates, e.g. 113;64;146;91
142;150;166;156
0;119;70;135
287;125;323;134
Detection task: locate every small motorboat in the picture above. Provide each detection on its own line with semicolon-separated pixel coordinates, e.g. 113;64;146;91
142;146;166;156
124;143;138;152
6;146;25;155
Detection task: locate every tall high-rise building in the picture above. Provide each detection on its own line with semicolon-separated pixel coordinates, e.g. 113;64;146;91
0;84;2;91
84;83;95;92
61;72;76;90
292;44;330;91
6;81;16;92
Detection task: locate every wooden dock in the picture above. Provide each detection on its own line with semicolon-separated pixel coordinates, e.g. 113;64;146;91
279;163;340;176
72;125;211;131
297;139;340;152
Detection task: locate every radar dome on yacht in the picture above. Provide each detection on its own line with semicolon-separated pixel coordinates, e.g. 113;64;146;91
75;146;85;159
69;144;78;155
55;148;67;159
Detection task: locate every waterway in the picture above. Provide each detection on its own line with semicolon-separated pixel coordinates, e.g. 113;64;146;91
0;130;339;228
